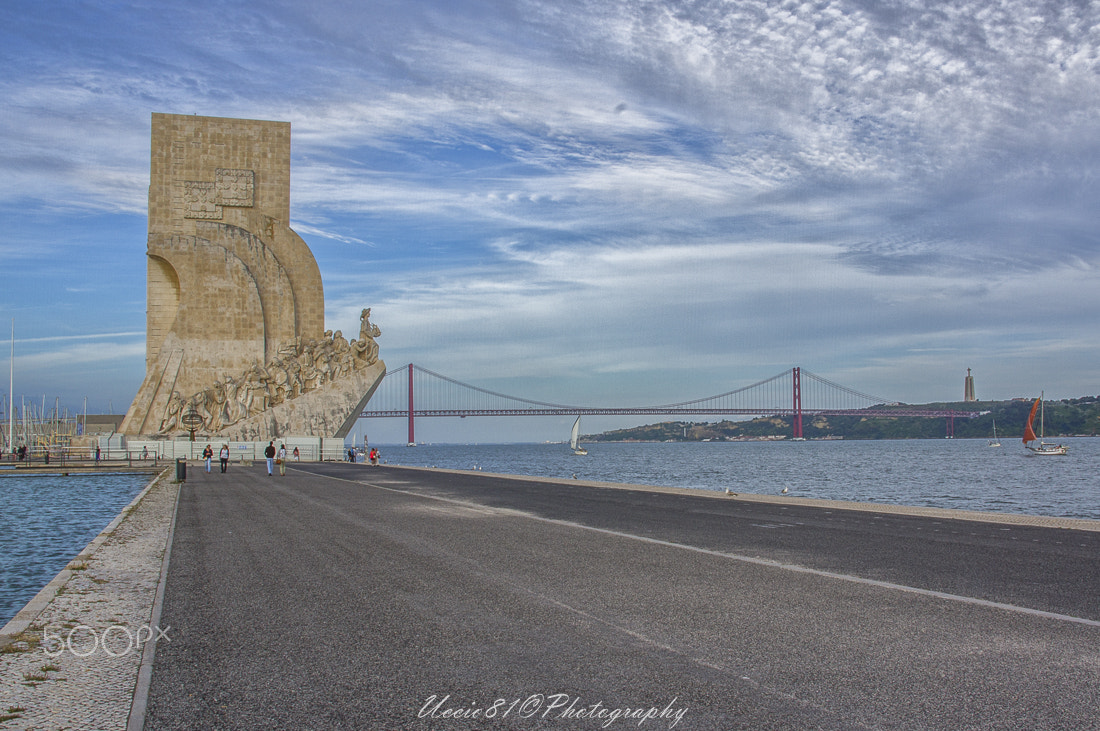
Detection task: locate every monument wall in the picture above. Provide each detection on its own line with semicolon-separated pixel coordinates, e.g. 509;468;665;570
121;114;384;440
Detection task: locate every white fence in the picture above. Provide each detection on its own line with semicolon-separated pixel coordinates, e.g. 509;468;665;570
104;437;348;463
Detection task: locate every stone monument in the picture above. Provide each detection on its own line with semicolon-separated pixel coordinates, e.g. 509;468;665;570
120;113;385;440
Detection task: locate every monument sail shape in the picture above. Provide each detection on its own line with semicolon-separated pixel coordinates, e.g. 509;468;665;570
120;113;385;440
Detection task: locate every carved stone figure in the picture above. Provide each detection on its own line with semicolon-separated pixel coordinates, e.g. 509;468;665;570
354;308;381;365
159;392;183;434
209;380;228;431
223;375;242;425
359;308;381;340
244;363;270;416
300;358;320;393
278;337;302;359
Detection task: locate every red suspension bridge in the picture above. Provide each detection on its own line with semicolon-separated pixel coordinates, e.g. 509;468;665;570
360;364;980;444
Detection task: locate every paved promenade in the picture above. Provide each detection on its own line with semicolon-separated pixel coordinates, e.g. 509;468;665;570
140;463;1100;730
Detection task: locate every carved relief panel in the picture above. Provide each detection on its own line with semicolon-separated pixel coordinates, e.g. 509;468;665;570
183;169;255;219
215;168;255;207
184;181;221;219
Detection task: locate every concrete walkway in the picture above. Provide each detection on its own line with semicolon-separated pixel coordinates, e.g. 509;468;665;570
141;463;1100;730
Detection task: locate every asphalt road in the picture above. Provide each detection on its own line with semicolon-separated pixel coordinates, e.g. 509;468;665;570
143;463;1100;730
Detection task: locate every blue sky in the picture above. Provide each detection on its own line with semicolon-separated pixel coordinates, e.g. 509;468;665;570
2;0;1099;443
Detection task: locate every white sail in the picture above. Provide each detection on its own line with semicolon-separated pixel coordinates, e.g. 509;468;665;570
570;416;587;455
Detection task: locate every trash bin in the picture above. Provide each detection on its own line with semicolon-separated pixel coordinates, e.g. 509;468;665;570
176;457;187;482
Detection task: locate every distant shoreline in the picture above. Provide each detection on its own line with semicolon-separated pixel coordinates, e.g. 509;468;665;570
369;435;1100;447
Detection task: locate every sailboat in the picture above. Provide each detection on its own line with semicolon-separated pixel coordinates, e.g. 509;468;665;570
988;418;1001;447
1022;393;1067;455
570;416;588;456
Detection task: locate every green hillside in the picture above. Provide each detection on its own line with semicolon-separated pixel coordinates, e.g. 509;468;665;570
587;396;1100;442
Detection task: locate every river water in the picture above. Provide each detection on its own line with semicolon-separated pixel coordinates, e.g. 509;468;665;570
377;437;1100;521
2;439;1097;626
0;472;150;627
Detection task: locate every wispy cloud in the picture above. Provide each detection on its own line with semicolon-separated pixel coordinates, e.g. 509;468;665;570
14;332;145;345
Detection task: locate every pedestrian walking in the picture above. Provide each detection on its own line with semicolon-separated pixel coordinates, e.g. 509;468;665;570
265;441;276;475
203;444;213;472
278;443;287;476
219;444;229;473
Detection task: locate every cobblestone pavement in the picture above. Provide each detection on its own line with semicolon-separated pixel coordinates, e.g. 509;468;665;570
0;470;177;731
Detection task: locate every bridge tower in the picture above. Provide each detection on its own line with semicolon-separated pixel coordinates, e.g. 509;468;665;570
407;363;415;446
792;367;803;439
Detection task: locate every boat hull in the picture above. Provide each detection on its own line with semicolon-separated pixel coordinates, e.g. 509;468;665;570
1025;443;1068;456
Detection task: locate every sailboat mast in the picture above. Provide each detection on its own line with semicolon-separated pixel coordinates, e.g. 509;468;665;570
8;319;13;453
1040;391;1045;440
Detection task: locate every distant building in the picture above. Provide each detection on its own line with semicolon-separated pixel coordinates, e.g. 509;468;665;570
964;368;976;402
79;414;125;435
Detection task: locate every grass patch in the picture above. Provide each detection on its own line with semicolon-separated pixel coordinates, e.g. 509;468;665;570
0;707;27;722
0;631;41;654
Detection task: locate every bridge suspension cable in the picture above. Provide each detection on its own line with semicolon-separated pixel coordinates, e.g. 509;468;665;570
800;369;894;410
402;364;582;411
361;364;977;443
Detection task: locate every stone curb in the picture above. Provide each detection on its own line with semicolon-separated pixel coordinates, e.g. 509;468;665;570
0;466;163;478
125;470;182;731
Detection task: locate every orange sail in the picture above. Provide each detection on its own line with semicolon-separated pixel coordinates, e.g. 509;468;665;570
1022;397;1040;444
